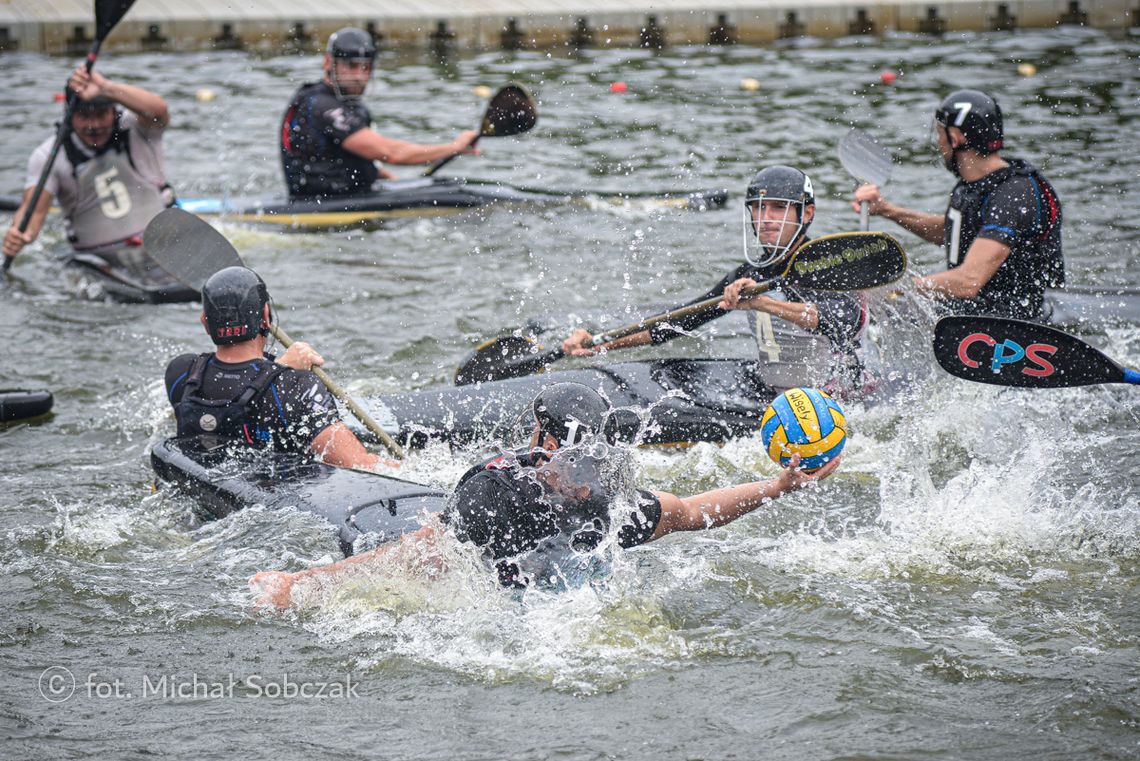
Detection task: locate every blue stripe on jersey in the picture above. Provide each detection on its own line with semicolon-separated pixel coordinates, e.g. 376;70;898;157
981;223;1016;239
167;371;189;402
1027;174;1043;231
269;384;286;423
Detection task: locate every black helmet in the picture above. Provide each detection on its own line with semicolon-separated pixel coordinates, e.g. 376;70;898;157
71;94;115;112
533;382;612;447
743;165;815;267
934;90;1003;155
746;165;816;207
201;266;270;346
327;27;377;60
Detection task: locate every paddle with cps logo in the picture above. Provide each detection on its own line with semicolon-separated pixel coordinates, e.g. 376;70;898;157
933;315;1140;388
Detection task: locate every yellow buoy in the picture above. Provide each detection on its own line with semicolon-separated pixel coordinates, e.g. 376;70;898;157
195;88;216;102
473;85;493;99
740;77;761;92
1017;63;1037;77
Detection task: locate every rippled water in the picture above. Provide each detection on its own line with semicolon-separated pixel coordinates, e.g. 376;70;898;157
2;28;1139;759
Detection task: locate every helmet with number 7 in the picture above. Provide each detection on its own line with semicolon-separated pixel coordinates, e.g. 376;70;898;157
934;90;1004;156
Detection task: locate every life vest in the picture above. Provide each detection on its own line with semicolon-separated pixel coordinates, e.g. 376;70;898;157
173;354;285;445
62;127;167;250
280;82;379;198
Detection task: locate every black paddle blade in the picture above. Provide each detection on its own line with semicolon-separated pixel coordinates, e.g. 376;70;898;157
144;208;242;292
783;232;907;291
96;0;136;39
454;335;560;386
481;84;537;137
933;315;1139;388
838;128;892;187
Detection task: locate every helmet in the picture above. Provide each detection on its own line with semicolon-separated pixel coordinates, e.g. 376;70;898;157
326;27;376;100
934;90;1004;156
327;27;376;60
742;165;815;267
201;266;270;346
532;382;611;447
71;94;115;112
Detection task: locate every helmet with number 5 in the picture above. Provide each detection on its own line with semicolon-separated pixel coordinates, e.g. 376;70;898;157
934;90;1004;173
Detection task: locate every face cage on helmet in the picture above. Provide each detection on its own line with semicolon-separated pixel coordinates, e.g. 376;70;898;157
742;194;806;268
329;57;373;101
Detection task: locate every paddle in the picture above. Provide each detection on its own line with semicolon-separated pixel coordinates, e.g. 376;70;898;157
3;0;136;276
838;128;892;232
423;84;537;177
455;231;908;385
144;209;406;458
933;315;1140;388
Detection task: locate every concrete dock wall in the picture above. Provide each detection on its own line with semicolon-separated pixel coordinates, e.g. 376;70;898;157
0;1;1132;55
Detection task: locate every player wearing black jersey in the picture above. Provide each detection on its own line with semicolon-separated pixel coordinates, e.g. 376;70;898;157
562;166;870;393
252;383;840;606
280;27;478;198
165;266;386;469
852;89;1063;320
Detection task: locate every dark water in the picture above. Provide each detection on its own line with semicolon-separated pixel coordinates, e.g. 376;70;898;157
2;28;1139;759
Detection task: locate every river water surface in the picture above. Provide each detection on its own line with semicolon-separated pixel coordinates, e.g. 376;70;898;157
1;27;1138;760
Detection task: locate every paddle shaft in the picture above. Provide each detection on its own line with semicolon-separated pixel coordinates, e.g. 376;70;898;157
424;134;479;177
595;279;778;346
270;325;406;458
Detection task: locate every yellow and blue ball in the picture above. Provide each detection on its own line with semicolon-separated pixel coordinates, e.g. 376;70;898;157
760;388;847;472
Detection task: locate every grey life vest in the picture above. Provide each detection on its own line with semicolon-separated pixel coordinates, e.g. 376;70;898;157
63;130;167;250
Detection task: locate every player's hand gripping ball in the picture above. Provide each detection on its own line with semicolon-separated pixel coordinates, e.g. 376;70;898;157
760;387;847;472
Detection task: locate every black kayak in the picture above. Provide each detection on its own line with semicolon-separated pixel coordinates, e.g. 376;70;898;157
151;437;444;556
356;358;782;450
176;176;729;231
65;247;199;304
0;389;54;423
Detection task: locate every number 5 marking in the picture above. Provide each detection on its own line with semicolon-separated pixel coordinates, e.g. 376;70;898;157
94;167;132;220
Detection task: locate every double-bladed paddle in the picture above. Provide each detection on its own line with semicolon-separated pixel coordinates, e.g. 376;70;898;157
838;128;892;232
455;231;908;385
933;315;1140;388
423;84;537;177
144;209;406;458
4;0;136;276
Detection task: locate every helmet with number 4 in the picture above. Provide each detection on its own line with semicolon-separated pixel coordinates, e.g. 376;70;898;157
934;90;1004;156
742;165;815;268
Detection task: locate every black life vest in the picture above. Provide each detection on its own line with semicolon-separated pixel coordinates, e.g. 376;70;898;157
173;354;285;445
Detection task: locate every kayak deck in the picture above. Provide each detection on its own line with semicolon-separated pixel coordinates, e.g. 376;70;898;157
178;176;729;230
151;437;443;555
358;358;782;450
65;247;199;304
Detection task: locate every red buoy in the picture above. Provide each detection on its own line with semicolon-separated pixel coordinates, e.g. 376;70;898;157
610;81;628;94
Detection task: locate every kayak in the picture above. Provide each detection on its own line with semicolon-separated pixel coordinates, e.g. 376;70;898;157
0;389;54;423
65;247;199;304
176;176;729;230
151;437;443;556
357;358;784;450
352;284;1140;451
